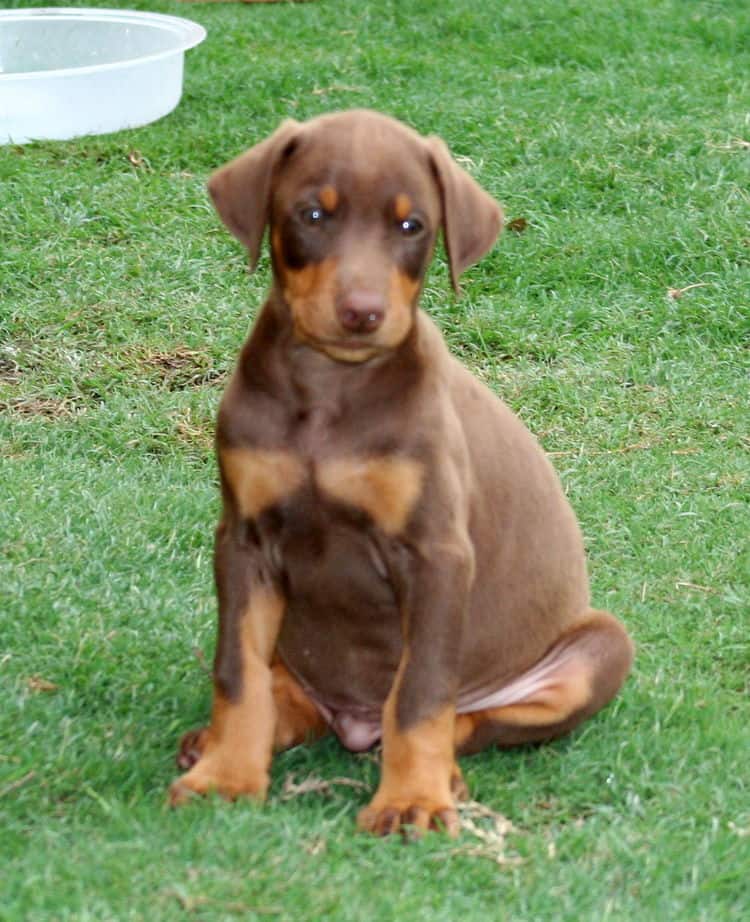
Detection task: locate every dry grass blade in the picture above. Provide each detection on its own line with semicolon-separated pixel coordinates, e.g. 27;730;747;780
0;396;79;418
311;84;365;96
506;216;529;233
173;409;214;451
707;137;750;152
280;773;369;800
547;440;656;458
675;580;716;594
0;355;22;383
0;771;36;798
191;647;211;675
667;282;709;299
139;347;224;390
127;149;151;170
27;676;59;692
166;888;281;916
446;800;524;867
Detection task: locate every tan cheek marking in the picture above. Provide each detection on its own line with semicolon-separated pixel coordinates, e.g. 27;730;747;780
221;448;305;519
271;226;337;311
283;256;338;302
317;456;424;535
394;193;413;222
319;184;338;213
389;267;420;309
373;268;418;349
283;258;340;344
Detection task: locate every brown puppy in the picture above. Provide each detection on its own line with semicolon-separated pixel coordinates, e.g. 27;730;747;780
170;110;634;837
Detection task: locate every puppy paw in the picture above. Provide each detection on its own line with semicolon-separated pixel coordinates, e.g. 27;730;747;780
357;798;459;838
450;763;470;802
168;757;269;807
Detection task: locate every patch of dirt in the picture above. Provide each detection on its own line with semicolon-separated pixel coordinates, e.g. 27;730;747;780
0;396;80;418
140;347;226;391
171;408;215;452
0;355;22;384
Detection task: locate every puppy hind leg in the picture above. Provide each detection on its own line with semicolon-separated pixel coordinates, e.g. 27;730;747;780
271;660;330;751
456;610;634;755
175;658;329;772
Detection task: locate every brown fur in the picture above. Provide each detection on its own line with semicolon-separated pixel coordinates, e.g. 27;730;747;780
170;110;634;836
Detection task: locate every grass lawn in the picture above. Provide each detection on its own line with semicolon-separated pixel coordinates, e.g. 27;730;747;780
1;0;749;918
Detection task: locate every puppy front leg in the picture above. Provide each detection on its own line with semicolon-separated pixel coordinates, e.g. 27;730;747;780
358;539;473;837
170;520;283;805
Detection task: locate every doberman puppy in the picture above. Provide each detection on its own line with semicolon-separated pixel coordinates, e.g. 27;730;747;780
170;110;634;836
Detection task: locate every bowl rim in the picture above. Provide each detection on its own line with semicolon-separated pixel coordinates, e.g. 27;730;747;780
0;7;207;81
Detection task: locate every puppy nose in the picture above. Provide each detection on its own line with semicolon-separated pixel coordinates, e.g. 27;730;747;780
336;291;385;333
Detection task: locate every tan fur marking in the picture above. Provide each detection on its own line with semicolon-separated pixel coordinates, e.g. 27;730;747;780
358;651;458;835
453;668;592;747
284;256;338;302
221;447;305;519
486;669;592;727
319;184;339;213
314;343;381;363
394;193;413;222
271;226;283;260
241;586;285;664
389;268;420;313
169;588;284;804
376;704;456;805
453;713;477;749
280;257;342;348
317;456;424;535
271;660;329;751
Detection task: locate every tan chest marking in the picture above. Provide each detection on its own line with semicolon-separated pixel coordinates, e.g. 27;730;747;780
221;448;424;534
220;448;306;519
317;456;425;535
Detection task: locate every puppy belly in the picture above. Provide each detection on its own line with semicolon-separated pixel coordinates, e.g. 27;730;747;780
278;664;383;752
274;521;402;749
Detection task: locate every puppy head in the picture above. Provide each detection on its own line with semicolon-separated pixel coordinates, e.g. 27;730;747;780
208;110;502;362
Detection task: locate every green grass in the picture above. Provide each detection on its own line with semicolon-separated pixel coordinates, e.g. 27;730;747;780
1;0;749;918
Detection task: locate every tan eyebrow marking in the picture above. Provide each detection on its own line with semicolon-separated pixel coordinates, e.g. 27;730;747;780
394;193;413;222
319;185;339;212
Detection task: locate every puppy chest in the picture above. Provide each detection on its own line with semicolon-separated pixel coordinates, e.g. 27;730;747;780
221;447;418;711
221;447;425;537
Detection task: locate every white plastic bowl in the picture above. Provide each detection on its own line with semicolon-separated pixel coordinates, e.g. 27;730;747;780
0;7;206;144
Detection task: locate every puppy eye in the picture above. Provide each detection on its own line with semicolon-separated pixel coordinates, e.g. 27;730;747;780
399;216;424;236
300;205;327;226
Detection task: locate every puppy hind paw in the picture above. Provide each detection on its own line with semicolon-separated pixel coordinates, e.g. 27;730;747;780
450;765;470;802
175;727;209;770
168;760;270;807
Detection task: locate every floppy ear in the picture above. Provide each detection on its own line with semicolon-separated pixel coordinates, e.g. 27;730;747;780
426;137;503;294
207;119;301;271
